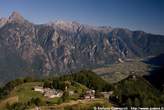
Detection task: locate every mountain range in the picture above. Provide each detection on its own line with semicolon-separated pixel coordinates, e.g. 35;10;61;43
0;11;164;84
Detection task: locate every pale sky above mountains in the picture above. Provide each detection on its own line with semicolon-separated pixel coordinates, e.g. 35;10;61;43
0;0;164;35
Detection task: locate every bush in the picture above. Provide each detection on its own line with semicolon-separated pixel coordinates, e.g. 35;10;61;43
6;102;27;110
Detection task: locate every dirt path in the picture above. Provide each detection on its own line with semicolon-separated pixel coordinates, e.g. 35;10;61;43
30;99;105;110
0;96;18;109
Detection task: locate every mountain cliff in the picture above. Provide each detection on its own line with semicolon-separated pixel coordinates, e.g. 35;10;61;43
0;12;164;84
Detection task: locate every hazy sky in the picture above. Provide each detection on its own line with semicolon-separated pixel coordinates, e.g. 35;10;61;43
0;0;164;35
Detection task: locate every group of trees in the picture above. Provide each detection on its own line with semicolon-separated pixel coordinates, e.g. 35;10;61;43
43;70;112;92
110;75;164;107
43;78;70;91
6;102;27;110
58;70;112;91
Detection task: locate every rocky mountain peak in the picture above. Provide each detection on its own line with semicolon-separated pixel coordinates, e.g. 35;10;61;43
9;11;25;22
48;20;82;32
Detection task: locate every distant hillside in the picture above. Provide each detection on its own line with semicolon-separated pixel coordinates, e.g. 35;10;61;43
93;59;150;83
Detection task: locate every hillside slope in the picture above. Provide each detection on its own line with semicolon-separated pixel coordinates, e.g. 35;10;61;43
110;76;164;107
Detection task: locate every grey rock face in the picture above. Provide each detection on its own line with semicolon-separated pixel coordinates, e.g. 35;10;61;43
0;12;164;84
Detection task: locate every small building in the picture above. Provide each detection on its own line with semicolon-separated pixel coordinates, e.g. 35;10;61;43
132;75;136;80
118;58;124;63
33;86;44;93
44;88;63;98
84;89;95;100
84;94;95;99
69;90;74;96
33;86;63;98
86;89;95;94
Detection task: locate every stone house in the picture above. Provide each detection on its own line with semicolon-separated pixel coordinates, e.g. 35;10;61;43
33;86;63;98
84;89;95;100
33;86;44;93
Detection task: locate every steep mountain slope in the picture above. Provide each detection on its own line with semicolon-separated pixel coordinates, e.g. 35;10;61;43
0;11;164;84
144;54;164;89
